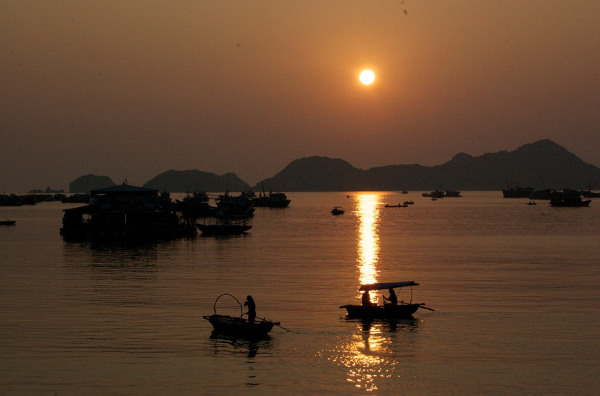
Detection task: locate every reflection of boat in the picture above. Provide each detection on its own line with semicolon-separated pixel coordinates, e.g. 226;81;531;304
0;220;16;226
196;217;251;235
331;206;345;215
204;293;278;337
340;281;433;319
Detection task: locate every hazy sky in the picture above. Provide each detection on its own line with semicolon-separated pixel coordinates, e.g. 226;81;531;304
2;1;599;193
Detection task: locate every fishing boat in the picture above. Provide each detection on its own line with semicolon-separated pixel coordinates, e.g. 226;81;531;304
0;220;16;226
203;293;279;336
340;281;433;319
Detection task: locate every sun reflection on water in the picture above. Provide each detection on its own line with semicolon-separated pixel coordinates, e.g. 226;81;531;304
316;193;420;391
355;193;382;300
318;320;419;392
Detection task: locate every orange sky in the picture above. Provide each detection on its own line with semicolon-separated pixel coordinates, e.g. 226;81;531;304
1;1;599;192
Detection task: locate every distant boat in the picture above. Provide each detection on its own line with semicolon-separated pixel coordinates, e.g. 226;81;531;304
503;187;534;198
340;281;434;320
0;220;16;226
384;203;407;208
253;191;291;208
550;189;591;207
444;190;462;197
331;206;345;215
527;201;537;205
422;190;444;198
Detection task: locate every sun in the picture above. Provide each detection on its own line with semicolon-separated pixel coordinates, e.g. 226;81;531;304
359;69;376;85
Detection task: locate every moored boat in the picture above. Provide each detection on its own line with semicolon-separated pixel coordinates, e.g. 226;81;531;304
340;281;433;320
196;217;251;236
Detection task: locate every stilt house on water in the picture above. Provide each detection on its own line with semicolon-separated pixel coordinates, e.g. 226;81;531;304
60;184;196;242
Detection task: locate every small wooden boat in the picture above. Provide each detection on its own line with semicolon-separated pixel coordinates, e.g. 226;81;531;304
340;281;433;320
204;293;279;337
0;220;16;226
203;314;275;336
331;206;345;215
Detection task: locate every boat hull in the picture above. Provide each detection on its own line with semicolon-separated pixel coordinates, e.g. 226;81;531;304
203;315;274;336
196;224;252;235
340;304;420;319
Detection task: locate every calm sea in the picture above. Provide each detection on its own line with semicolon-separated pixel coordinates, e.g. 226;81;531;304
0;192;598;395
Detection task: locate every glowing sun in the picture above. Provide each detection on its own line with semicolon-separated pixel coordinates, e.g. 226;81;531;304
359;69;376;85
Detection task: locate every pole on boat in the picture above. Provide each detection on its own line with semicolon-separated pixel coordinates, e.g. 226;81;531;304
257;316;291;332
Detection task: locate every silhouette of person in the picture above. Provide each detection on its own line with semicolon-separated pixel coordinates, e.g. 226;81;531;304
244;295;256;324
361;290;373;306
384;288;397;306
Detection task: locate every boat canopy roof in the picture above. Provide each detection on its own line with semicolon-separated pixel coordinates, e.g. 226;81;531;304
359;281;419;291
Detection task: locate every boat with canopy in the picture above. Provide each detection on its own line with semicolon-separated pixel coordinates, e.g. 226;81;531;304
340;281;434;319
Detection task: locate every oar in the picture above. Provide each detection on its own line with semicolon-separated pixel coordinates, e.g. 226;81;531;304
418;304;435;311
257;316;291;332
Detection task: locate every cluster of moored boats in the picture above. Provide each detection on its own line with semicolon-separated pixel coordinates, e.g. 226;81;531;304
58;184;291;242
204;281;434;337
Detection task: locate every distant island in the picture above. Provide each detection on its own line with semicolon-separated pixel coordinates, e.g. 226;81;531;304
68;139;600;193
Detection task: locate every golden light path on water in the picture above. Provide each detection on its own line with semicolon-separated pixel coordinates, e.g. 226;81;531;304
355;193;382;301
319;193;419;392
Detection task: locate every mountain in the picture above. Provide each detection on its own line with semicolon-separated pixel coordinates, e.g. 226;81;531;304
254;140;600;191
69;175;115;193
142;170;251;192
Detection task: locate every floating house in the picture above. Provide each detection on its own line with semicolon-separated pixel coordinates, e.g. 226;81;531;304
60;184;196;242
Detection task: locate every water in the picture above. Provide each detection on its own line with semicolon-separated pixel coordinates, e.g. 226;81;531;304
1;192;598;394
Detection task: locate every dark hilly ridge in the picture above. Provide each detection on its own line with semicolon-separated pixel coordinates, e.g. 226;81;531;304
68;139;600;193
143;170;251;192
256;139;600;191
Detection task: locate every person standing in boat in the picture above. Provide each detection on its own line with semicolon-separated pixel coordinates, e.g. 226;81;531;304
361;290;373;307
244;295;256;324
384;288;398;306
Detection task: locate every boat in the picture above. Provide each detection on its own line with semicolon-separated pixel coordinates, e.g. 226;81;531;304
444;190;462;197
331;206;345;215
203;314;275;336
204;293;278;336
196;216;252;236
527;201;537;205
340;281;433;320
422;190;444;198
215;192;255;217
384;203;407;208
502;186;534;198
60;184;196;242
550;189;591;207
252;183;291;208
0;220;16;226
